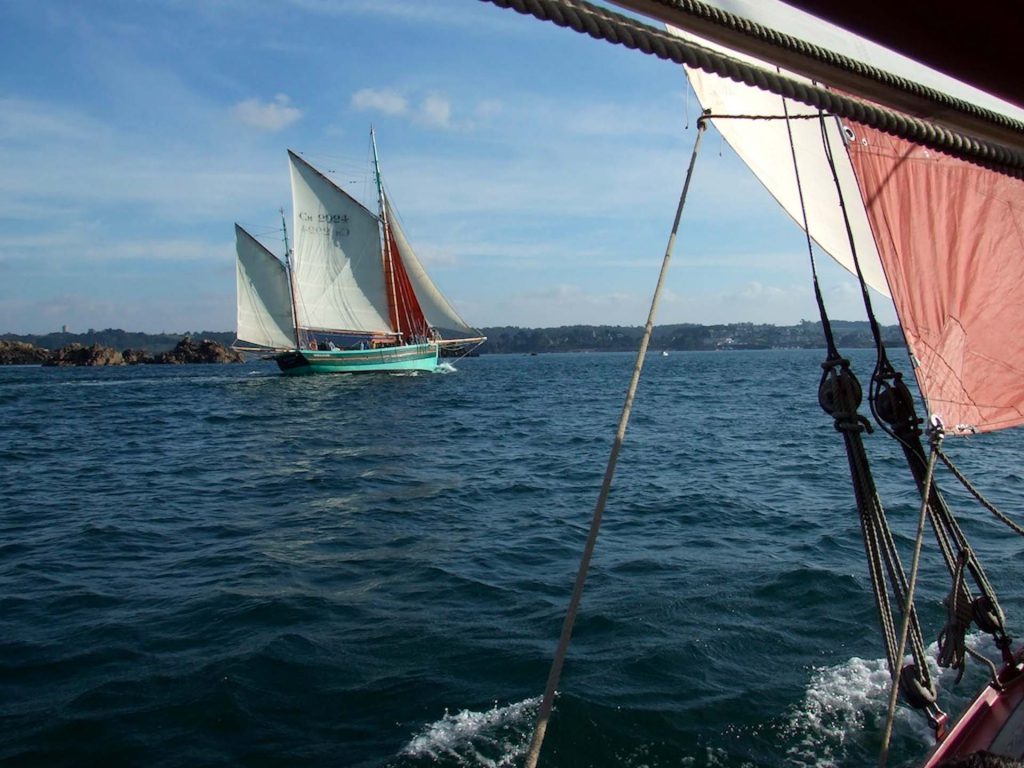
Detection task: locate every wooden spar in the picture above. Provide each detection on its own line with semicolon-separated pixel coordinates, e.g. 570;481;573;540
371;128;402;341
280;206;301;350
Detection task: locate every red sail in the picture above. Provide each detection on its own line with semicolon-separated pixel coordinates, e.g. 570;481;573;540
845;122;1024;434
383;224;429;342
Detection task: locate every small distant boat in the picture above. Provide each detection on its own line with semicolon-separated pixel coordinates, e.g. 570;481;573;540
234;130;484;375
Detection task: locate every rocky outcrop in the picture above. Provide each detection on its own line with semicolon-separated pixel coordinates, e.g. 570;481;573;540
0;341;49;365
2;336;244;366
153;337;243;364
43;343;124;367
122;348;154;365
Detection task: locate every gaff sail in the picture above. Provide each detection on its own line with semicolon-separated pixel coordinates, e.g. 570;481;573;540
287;150;393;335
234;224;295;350
667;2;1024;434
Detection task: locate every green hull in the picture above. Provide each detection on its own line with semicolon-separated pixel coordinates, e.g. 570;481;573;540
275;343;439;375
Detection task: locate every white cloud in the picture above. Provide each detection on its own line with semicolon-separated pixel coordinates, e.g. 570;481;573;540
417;94;452;128
232;94;302;132
351;88;408;116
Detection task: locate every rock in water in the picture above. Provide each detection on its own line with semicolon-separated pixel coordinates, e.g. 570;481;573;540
122;349;154;365
0;341;49;365
0;341;50;365
154;337;244;364
43;344;124;366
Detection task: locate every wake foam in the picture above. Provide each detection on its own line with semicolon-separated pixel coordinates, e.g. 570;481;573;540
400;697;539;767
434;362;458;374
782;635;993;767
783;655;900;767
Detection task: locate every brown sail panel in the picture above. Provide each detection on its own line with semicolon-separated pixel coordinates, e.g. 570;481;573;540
845;121;1024;433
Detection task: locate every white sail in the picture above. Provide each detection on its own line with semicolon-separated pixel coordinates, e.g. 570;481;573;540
666;25;891;297
384;197;476;336
235;224;295;350
288;150;393;335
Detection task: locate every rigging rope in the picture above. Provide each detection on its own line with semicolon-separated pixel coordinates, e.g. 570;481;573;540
937;448;1024;539
478;0;1024;178
804;94;1016;759
817;94;1015;668
879;441;940;767
775;101;940;737
523;115;709;768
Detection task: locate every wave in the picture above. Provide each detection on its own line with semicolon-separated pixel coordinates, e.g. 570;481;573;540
397;697;539;767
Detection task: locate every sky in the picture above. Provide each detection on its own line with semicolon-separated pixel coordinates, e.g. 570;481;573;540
0;0;897;335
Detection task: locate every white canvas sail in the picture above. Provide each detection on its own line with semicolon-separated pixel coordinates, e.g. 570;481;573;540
666;25;891;297
384;197;476;337
235;224;295;350
288;150;393;335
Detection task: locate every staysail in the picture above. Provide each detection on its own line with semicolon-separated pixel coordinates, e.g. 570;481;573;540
666;1;1024;434
287;150;393;335
384;197;477;338
234;224;295;350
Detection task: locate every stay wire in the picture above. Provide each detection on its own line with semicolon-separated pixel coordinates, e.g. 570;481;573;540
522;115;710;768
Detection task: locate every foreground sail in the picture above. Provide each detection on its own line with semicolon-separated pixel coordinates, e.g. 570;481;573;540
234;134;484;375
651;1;1024;764
666;10;1024;434
472;1;1024;766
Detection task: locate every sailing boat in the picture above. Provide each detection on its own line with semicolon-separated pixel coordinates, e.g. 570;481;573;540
234;131;484;375
474;0;1024;765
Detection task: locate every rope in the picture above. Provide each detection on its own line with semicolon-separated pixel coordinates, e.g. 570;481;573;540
879;444;939;767
523;115;709;768
777;102;938;739
615;0;1024;139
936;552;973;683
937;448;1024;538
478;0;1024;178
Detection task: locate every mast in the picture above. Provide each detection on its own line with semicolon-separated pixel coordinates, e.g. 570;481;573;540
371;128;403;341
280;206;301;350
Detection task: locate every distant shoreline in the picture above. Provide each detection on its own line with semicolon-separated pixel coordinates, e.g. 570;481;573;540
1;321;905;357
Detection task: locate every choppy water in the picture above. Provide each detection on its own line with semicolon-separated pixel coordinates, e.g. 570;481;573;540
2;349;1023;767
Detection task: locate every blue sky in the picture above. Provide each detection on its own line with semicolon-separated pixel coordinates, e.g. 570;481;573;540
0;0;896;335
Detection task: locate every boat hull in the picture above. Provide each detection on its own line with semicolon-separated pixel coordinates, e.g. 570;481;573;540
275;343;439;375
923;654;1024;766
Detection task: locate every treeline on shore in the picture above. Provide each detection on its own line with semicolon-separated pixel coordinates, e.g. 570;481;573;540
1;320;904;364
478;320;904;354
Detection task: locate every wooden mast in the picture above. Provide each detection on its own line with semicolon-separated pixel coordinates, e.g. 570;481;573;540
280;207;301;350
371;128;402;344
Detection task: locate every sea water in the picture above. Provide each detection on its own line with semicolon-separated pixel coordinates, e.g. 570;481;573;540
2;349;1023;767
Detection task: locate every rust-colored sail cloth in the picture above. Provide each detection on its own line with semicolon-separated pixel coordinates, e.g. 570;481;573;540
845;122;1024;434
383;223;429;341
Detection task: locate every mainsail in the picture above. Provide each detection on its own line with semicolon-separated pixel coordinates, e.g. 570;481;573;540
665;1;1024;434
285;148;480;344
288;150;393;335
234;224;295;350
